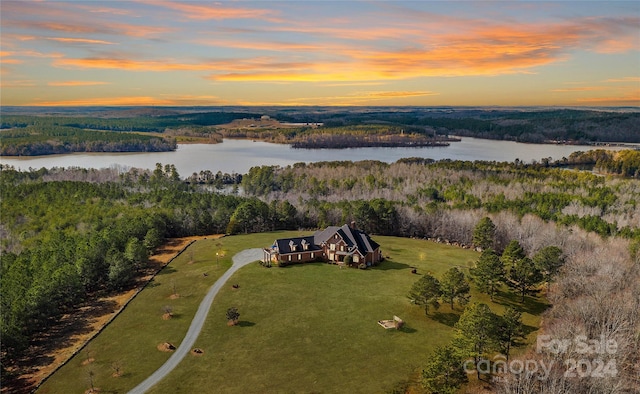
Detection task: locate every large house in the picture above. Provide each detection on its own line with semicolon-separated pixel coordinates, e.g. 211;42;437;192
263;223;382;267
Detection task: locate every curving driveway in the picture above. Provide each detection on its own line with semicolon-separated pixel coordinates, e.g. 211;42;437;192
128;248;264;394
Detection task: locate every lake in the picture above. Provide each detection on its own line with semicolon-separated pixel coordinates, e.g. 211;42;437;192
0;137;628;176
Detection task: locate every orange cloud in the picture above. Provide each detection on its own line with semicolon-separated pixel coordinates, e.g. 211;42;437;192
203;16;639;82
259;90;440;106
1;58;23;64
47;37;116;45
604;77;640;83
0;80;36;88
30;95;226;106
149;0;279;21
552;87;606;92
76;4;135;16
47;81;111;87
364;91;438;98
196;38;329;52
53;57;212;71
3;19;173;38
320;82;387;87
576;93;640;105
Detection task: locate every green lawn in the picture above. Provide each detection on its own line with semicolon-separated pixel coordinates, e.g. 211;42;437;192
38;233;546;394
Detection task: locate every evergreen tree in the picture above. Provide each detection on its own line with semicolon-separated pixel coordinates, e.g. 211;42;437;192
124;237;147;272
470;248;504;301
472;217;496;250
143;227;163;252
533;246;564;291
440;267;470;309
422;345;468;394
497;307;525;360
454;303;499;380
506;256;542;302
408;273;442;316
106;248;133;290
500;240;526;267
226;307;240;323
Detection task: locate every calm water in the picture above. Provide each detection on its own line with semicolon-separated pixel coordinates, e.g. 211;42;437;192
0;138;628;176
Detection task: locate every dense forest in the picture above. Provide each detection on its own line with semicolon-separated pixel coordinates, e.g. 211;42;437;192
0;126;177;156
1;153;639;392
2;107;638;156
0;111;260;156
273;108;640;143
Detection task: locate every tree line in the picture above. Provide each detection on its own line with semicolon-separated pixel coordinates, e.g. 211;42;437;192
0;164;282;365
3;108;638;157
239;155;640;239
1;157;638;392
273;108;640;143
0;125;176;156
407;217;563;392
0;111;262;156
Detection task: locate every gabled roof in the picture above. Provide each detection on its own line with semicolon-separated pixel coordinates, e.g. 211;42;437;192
275;236;320;255
275;225;379;256
313;226;340;244
336;224;380;254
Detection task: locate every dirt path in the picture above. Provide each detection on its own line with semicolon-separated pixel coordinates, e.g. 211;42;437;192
4;235;222;394
128;248;263;394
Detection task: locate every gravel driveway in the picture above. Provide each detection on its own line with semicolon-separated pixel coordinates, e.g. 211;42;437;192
128;248;263;394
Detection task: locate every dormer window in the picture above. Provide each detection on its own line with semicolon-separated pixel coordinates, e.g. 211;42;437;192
289;240;297;252
301;239;309;251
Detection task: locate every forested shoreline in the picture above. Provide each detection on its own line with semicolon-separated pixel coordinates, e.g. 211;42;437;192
2;108;638;156
1;154;639;392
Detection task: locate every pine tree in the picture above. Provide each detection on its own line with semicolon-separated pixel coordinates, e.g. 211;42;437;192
422;345;468;394
226;307;240;324
453;303;499;380
500;240;526;267
470;248;504;301
440;267;470;309
408;273;442;316
472;217;496;250
506;256;542;302
497;307;525;360
533;246;564;291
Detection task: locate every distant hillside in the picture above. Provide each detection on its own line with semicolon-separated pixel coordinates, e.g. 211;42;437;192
1;107;639;155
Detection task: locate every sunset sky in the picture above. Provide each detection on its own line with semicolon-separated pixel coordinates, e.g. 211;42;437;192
1;1;639;107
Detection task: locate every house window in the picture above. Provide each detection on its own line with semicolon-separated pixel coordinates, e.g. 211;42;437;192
353;255;360;263
340;245;345;251
288;255;292;261
330;244;336;251
298;254;302;260
311;253;315;258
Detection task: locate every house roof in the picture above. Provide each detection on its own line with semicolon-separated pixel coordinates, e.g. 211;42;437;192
336;224;380;254
275;224;380;256
274;236;321;255
313;226;340;244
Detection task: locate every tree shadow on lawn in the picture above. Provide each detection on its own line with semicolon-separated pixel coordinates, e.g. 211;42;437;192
146;279;160;288
493;289;550;316
237;321;255;327
375;259;411;271
431;311;460;327
397;324;417;334
156;265;177;275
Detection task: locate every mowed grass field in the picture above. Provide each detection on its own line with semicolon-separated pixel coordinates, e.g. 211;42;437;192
39;233;546;394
